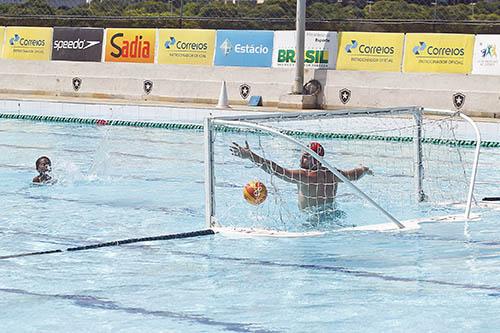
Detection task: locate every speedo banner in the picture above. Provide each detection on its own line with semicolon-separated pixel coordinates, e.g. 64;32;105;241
272;31;338;69
472;34;500;76
158;29;215;66
214;30;273;68
105;28;156;63
2;27;52;61
52;27;103;62
403;33;474;74
336;32;404;72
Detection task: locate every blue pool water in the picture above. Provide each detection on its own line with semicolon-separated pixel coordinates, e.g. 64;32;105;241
1;119;500;332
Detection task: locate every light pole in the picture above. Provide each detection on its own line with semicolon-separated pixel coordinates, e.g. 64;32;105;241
292;0;306;94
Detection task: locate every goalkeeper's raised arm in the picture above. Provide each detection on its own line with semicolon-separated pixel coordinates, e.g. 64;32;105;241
230;141;302;183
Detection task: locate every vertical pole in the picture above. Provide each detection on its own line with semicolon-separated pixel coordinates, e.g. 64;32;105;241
292;0;306;94
204;117;215;228
179;0;184;28
413;108;425;202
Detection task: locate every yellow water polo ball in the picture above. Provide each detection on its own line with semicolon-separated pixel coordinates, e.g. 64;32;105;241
243;180;268;205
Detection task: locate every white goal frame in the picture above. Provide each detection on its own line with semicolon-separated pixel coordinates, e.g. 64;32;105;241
204;106;481;230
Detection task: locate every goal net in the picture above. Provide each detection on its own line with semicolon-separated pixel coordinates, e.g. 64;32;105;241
204;107;479;233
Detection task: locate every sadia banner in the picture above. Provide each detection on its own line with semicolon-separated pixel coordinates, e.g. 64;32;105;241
158;29;215;66
105;28;156;63
52;27;103;62
403;33;474;74
272;31;338;69
214;30;273;68
2;27;52;61
336;32;404;72
472;35;500;76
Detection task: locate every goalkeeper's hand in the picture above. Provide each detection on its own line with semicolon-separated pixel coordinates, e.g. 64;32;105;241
230;141;252;160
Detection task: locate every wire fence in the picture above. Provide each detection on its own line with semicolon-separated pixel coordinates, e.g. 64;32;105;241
0;0;498;33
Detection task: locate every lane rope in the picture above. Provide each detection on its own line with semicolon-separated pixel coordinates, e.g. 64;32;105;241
1;113;499;148
0;229;215;260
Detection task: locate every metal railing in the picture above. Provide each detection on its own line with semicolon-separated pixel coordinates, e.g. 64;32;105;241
0;0;498;32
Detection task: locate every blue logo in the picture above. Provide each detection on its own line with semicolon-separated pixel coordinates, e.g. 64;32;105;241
214;30;273;68
412;41;426;55
164;37;176;49
345;40;358;53
9;34;20;45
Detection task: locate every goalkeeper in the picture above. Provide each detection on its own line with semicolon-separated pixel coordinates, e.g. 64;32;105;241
230;141;372;210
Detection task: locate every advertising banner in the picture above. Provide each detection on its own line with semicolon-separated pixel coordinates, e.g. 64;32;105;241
105;28;156;63
336;32;404;72
52;27;103;62
403;33;474;74
158;29;215;66
214;30;273;68
472;34;500;76
0;27;4;56
2;26;52;61
272;31;338;69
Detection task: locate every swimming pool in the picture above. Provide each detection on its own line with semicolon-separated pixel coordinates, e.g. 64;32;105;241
1;116;499;332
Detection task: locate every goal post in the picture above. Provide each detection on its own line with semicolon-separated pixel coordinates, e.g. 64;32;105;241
204;106;480;232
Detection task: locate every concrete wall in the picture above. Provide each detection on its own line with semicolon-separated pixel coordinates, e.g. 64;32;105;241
0;59;498;118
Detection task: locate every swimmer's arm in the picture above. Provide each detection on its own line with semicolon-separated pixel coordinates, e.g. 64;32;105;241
338;166;373;182
32;176;41;183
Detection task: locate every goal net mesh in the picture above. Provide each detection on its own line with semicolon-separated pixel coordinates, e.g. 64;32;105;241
209;109;475;232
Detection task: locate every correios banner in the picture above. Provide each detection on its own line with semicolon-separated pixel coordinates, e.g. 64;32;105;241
272;31;338;69
52;27;104;62
0;27;4;56
336;32;404;72
403;33;474;74
105;28;156;63
158;29;215;66
472;34;500;76
214;30;274;68
2;26;53;61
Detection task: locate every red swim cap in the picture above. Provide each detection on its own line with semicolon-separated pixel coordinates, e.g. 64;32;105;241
309;142;325;156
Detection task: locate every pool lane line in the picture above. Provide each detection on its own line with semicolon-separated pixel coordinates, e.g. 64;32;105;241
167;250;500;294
0;229;215;260
0;288;277;333
3;230;500;293
482;197;500;202
2;113;499;148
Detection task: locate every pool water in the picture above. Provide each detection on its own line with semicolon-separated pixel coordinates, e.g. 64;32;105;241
1;119;499;332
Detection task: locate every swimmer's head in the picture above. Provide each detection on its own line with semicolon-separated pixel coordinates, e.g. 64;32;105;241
300;142;325;170
36;156;52;174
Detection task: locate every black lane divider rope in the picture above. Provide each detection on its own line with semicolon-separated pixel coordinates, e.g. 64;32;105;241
0;229;215;260
482;197;500;202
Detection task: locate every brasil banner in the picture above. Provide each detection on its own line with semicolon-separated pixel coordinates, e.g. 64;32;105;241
272;31;338;69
